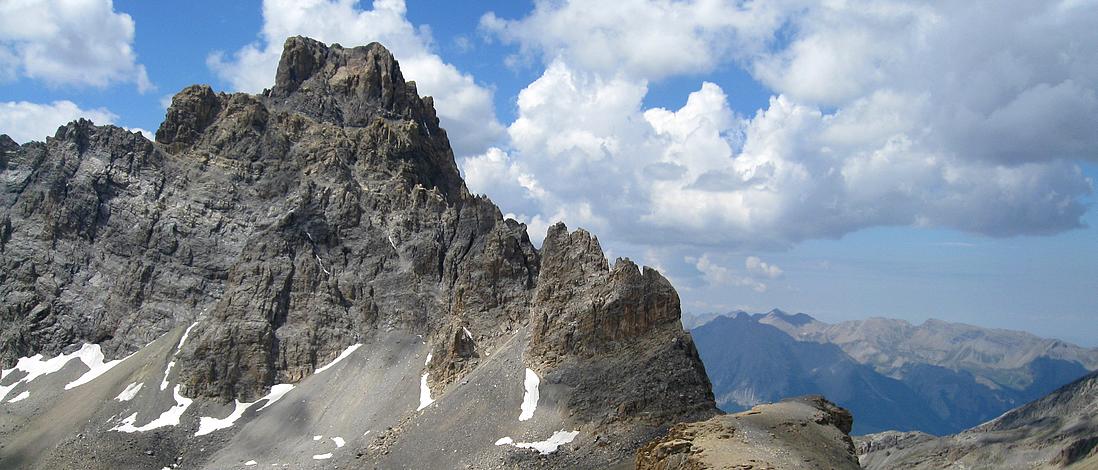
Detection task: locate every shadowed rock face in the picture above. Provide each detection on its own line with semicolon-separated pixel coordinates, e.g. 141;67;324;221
0;36;716;468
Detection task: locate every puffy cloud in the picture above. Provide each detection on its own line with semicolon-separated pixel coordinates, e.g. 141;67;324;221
0;100;118;144
480;0;784;80
466;0;1095;253
208;0;502;157
0;0;152;91
693;254;768;293
750;1;1098;165
746;256;782;279
463;147;546;210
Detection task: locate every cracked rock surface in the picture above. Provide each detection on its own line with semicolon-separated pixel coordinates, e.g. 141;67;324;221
0;36;716;469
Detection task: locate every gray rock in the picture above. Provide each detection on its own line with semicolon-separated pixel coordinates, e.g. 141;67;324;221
0;36;717;468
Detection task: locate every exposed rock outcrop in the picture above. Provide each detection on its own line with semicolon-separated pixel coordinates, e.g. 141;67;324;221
636;395;861;470
0;36;716;469
529;223;683;363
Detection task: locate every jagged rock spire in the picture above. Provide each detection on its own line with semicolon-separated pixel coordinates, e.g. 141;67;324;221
268;36;439;129
529;222;684;361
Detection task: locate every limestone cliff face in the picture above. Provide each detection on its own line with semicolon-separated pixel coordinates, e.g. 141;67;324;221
529;223;683;363
0;37;715;460
151;37;540;400
526;222;716;442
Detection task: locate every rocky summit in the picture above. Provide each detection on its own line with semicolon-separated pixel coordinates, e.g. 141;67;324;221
0;37;717;469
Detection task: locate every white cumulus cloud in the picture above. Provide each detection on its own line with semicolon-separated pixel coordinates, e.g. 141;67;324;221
480;0;783;80
0;0;152;92
0;101;119;144
468;0;1095;253
693;254;768;293
208;0;503;158
746;256;782;279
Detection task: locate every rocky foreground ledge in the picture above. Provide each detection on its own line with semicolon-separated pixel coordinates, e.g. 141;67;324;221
636;396;861;470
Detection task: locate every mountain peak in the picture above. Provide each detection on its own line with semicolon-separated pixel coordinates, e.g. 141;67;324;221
761;309;817;326
155;37;465;200
267;36;438;129
529;222;688;360
0;37;718;468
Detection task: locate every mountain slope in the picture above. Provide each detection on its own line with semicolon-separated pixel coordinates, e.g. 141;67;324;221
693;315;946;434
760;313;1098;392
0;37;716;469
858;369;1098;469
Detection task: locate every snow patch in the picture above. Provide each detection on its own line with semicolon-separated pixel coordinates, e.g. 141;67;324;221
314;344;362;374
8;390;29;403
314;254;331;275
176;322;199;353
112;384;194;433
160;361;175;391
194;382;296;434
519;368;540;421
424;352;433;366
244;461;257;466
256;383;294;411
1;343;131;402
332;436;345;448
495;430;580;455
157;322;198;392
312;453;333;460
65;346;133;390
388;233;397;250
462;326;473;340
195;399;252;436
115;382;143;402
417;373;434;411
313;435;323;441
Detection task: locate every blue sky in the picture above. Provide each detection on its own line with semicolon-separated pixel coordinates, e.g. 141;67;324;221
1;0;1096;345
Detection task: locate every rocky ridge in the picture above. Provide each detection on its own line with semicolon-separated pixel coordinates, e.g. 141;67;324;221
857;369;1098;469
636;395;861;470
690;310;1096;435
0;36;716;469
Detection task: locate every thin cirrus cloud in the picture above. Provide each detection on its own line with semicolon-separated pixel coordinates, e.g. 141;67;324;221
0;0;152;92
463;0;1095;262
206;0;504;159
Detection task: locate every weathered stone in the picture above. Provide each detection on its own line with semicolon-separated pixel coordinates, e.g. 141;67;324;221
0;37;719;467
636;396;861;470
528;222;683;361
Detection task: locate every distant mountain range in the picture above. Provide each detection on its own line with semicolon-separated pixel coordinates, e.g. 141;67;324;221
858;369;1098;468
687;310;1098;435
